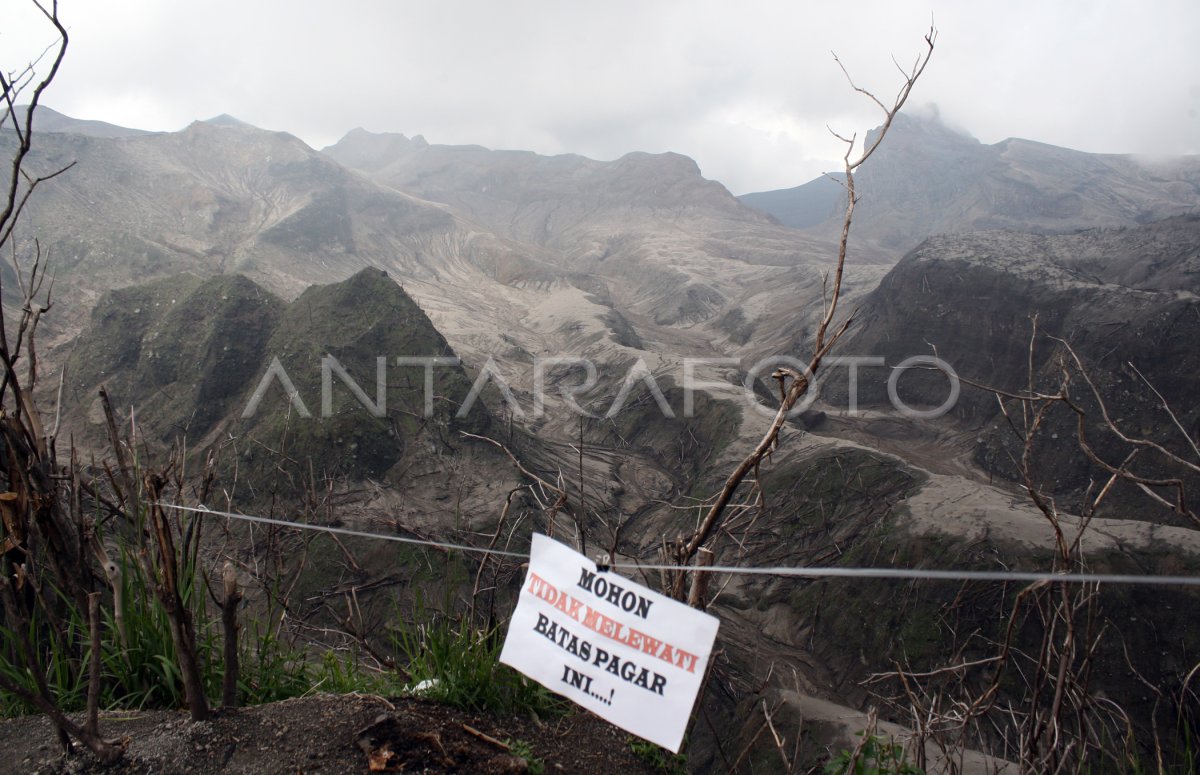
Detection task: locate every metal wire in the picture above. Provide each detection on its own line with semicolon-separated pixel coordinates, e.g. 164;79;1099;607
160;503;1200;587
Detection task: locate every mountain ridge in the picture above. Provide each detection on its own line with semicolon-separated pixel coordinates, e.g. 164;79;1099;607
739;112;1200;251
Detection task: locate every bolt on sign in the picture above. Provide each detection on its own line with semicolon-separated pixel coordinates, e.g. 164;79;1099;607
500;534;720;753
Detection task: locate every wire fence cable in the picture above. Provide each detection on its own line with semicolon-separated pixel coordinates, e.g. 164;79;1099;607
159;503;1200;587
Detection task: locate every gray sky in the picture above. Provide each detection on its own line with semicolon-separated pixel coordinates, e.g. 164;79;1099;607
5;0;1198;194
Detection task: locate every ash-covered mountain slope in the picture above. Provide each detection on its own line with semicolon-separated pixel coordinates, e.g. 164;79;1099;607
321;126;842;278
23;109;1200;499
740;113;1200;253
4;118;575;343
59;264;730;534
818;215;1200;521
11;115;864;384
324;128;782;242
10;114;822;522
322;127;857;352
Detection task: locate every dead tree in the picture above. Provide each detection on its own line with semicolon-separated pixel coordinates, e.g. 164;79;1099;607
141;474;211;721
0;1;127;762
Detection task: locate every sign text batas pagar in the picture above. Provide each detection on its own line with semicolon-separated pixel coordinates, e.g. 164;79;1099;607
500;534;720;752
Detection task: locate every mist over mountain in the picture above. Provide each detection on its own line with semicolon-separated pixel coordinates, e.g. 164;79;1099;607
740;113;1200;252
323;128;774;240
5;118;564;343
8;105;155;138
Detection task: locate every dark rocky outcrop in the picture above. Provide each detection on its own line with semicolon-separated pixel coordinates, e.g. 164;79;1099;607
65;268;489;486
820;216;1200;521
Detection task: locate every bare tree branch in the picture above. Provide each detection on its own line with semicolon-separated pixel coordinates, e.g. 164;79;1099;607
666;28;937;599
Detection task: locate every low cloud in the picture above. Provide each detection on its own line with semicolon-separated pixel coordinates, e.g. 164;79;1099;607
8;0;1198;193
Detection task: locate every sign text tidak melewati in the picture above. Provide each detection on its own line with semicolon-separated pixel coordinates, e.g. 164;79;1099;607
500;534;719;753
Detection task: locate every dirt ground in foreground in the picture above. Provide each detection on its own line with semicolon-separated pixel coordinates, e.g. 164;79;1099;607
0;694;663;775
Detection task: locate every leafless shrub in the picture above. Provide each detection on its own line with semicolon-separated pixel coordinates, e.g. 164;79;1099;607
0;3;130;760
868;329;1200;773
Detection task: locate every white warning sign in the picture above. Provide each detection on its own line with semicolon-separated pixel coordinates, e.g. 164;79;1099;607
500;533;720;752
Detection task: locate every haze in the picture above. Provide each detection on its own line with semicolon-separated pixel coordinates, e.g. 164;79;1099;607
4;0;1198;193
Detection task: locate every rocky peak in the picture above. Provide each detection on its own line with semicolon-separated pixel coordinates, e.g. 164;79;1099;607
203;113;255;129
323;127;429;172
742;112;1200;254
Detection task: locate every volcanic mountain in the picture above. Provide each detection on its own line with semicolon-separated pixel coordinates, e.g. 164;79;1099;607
740;112;1200;252
11;107;1200;769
